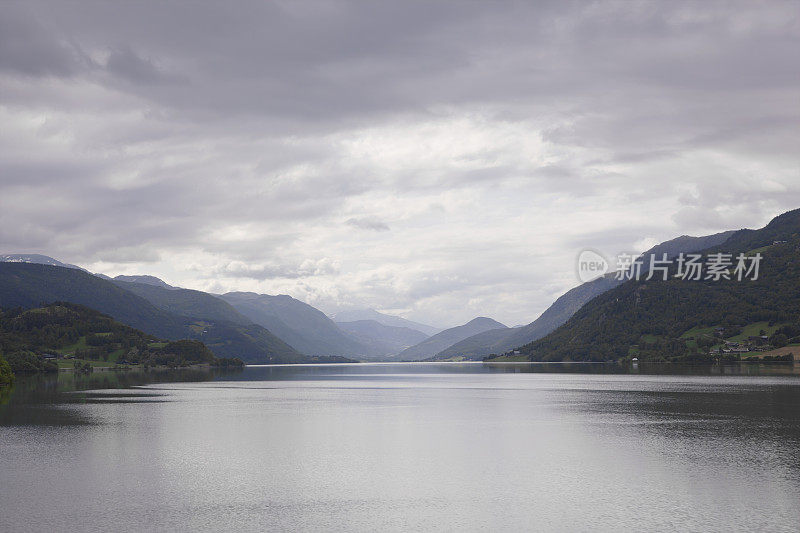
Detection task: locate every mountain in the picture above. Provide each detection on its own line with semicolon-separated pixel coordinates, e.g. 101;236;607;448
397;317;507;361
331;308;441;336
435;276;622;360
109;280;312;363
641;231;736;260
221;292;370;357
114;275;175;289
434;229;737;360
112;280;251;326
0;262;186;338
0;263;305;363
336;320;428;358
0;302;232;373
1;254;84;271
512;208;800;362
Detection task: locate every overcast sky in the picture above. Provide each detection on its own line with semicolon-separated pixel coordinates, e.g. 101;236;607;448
1;1;798;327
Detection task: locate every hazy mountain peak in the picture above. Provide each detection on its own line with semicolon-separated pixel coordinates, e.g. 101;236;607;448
221;291;260;299
335;319;429;360
397;316;508;361
114;275;175;289
465;317;507;328
220;291;371;358
0;254;84;271
331;308;441;336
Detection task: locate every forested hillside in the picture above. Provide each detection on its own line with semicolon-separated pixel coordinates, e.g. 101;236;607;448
0;303;241;376
0;263;306;363
513;209;800;362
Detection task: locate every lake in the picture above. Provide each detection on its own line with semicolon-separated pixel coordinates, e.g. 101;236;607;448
2;362;800;532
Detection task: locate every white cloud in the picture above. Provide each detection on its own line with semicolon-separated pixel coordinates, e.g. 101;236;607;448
0;0;797;327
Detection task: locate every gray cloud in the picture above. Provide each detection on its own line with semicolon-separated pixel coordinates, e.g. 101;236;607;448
104;46;175;85
213;258;340;280
0;7;84;77
0;0;797;326
346;217;390;232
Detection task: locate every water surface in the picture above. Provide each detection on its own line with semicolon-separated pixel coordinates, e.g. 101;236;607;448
1;362;799;532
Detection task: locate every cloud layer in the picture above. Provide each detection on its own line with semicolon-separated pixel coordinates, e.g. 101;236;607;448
1;0;798;326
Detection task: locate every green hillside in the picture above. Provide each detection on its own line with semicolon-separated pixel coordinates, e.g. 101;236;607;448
0;303;240;376
0;262;187;339
0;354;12;386
111;281;307;363
512;209;800;363
0;263;306;363
435;230;735;360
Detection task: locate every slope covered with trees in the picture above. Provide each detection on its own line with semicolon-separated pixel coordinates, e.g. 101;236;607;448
0;264;305;363
0;303;241;376
511;209;800;363
0;354;12;386
435;230;736;360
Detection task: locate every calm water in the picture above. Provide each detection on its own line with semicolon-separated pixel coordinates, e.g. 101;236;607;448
1;362;800;532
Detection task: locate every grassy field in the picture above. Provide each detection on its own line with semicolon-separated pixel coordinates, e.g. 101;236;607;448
727;322;784;343
680;325;718;339
49;334;146;368
677;322;788;355
56;336;89;355
640;334;660;344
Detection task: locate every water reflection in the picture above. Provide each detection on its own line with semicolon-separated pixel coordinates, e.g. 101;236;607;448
235;360;800;380
1;362;799;532
0;367;242;425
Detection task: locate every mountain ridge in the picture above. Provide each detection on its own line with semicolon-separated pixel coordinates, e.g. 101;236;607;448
331;308;441;336
221;292;372;357
0;263;307;363
433;229;738;360
397;317;507;361
336;319;429;359
511;208;800;362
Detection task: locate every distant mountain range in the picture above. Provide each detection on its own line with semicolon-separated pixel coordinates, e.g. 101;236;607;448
0;256;445;362
0;263;309;364
220;292;372;358
336;320;429;358
3;209;792;366
331;308;441;336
